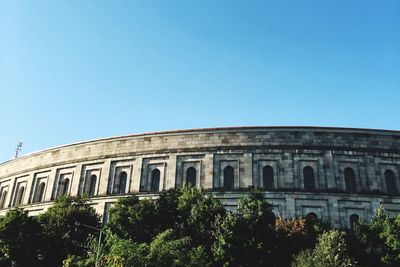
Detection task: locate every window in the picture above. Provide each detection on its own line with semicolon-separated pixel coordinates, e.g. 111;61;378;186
263;165;274;190
385;170;397;194
306;212;318;221
344;167;357;193
114;172;127;194
62;179;70;196
303;166;315;191
88;175;97;197
119;172;127;194
15;186;25;206
151;169;160;192
186;167;196;187
0;190;7;209
350;214;359;229
224;166;234;190
36;182;45;203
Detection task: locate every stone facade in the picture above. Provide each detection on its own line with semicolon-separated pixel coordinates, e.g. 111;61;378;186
0;126;399;228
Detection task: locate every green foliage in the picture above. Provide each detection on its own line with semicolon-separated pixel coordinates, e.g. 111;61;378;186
177;186;226;249
212;191;276;267
0;208;43;267
4;188;400;267
351;207;400;266
106;189;181;243
292;229;355;267
39;195;101;267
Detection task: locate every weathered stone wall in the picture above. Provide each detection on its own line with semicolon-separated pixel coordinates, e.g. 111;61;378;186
0;127;399;228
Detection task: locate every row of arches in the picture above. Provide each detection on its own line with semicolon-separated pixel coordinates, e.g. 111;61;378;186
1;166;398;208
303;166;397;194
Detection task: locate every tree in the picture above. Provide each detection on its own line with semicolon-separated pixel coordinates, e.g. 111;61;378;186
0;208;43;267
212;191;276;267
292;229;355;267
177;186;226;250
352;207;400;266
39;195;101;267
106;192;178;243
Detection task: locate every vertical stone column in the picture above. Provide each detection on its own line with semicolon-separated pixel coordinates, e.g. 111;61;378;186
359;157;369;192
204;153;214;189
282;152;294;189
324;151;336;190
131;157;143;193
328;197;340;228
6;177;16;208
24;173;35;204
242;153;253;188
365;155;378;191
44;168;57;202
285;194;296;218
71;163;83;196
166;154;177;190
98;159;111;196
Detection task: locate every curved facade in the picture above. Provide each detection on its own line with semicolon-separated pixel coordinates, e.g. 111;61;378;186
0;126;400;227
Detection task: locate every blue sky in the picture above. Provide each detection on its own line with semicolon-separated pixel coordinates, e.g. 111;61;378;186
0;0;399;163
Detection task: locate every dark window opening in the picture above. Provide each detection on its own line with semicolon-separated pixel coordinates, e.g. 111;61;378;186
350;214;360;229
151;169;160;192
36;183;45;203
114;172;127;194
385;170;397;194
306;212;318;221
0;190;8;209
88;175;97;197
344;167;357;193
224;166;235;190
62;179;70;196
263;165;274;190
303;166;315;191
119;172;127;194
15;186;24;206
186;167;196;187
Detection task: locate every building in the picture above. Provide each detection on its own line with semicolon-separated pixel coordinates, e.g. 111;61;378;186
0;126;399;228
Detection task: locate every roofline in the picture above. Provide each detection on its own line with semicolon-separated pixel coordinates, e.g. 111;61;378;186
2;126;400;165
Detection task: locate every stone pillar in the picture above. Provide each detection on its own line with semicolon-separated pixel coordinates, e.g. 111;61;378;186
285;194;296;218
131;157;143;192
204;153;214;189
242;153;253;188
44;168;57;202
282;152;294;189
71;164;83;196
166;154;177;189
324;151;336;190
98;159;111;196
328;197;340;228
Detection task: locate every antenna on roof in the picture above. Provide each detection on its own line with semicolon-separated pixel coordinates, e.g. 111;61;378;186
14;141;23;159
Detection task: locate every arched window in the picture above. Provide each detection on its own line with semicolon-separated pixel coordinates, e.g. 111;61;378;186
0;190;8;209
263;165;274;190
151;169;160;192
15;186;25;206
350;214;359;229
186;167;196;187
62;179;70;196
303;166;315;191
224;166;234;190
119;172;127;194
385;170;397;194
344;167;357;193
306;212;318;221
88;175;97;197
36;182;45;202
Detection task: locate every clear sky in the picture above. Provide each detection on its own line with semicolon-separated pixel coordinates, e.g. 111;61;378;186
0;0;399;163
